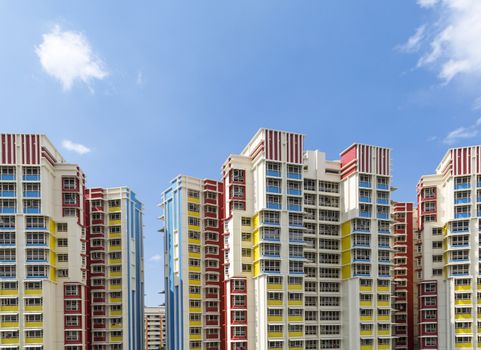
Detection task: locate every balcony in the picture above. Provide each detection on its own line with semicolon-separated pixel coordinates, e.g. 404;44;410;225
0;192;15;198
266;202;281;210
359;197;371;204
377;183;389;190
455;198;471;204
377;213;389;220
360;211;371;218
359;181;371;189
23;191;40;198
455;213;470;219
377;198;389;205
24;208;40;214
287;188;302;196
23;175;40;182
0;208;16;214
266;186;281;194
266;170;281;177
0;175;15;181
455;183;470;190
287;172;302;180
288;204;302;212
353;242;370;248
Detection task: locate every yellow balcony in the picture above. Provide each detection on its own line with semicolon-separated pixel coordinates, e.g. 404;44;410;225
188;252;201;259
110;297;122;303
25;305;42;312
360;330;373;336
378;330;390;336
287;300;303;306
189;307;201;313
109;245;122;252
455;313;472;320
360;300;372;307
189;320;201;326
0;289;18;296
455;299;472;305
111;310;122;316
109;258;122;265
188;225;200;231
377;286;389;292
455;285;472;291
360;315;373;321
189;279;201;286
267;331;283;338
189;293;201;299
110;271;122;278
0;322;19;328
288;347;303;350
110;336;123;342
288;316;303;322
25;338;43;344
360;345;373;350
287;284;303;291
267;284;283;290
188;197;200;204
377;315;390;321
288;331;303;338
0;338;19;345
455;342;472;348
189;334;202;340
378;345;390;350
0;305;19;312
24;289;42;295
25;321;43;328
188;238;201;245
360;285;372;292
109;284;122;291
188;210;200;218
109;219;121;226
267;299;283;306
109;232;121;239
455;328;472;334
109;206;121;213
189;265;201;272
111;323;122;329
378;301;390;307
267;316;283;322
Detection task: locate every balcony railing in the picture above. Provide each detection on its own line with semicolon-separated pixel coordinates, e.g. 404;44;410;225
0;208;16;214
377;183;389;190
288;204;302;212
287;173;302;180
266;202;281;210
454;212;470;219
455;198;471;204
23;175;40;181
266;186;281;194
454;183;470;190
266;170;281;177
0;192;15;198
359;196;371;203
23;191;40;198
287;189;302;196
377;213;389;220
359;181;371;188
360;211;372;218
0;175;15;181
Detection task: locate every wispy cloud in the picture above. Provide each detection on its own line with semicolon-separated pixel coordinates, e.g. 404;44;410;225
35;25;108;91
398;25;426;53
150;254;162;262
443;117;481;144
403;0;481;83
62;140;91;155
136;71;143;86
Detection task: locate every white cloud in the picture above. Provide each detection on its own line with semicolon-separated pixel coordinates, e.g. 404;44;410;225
35;25;108;90
62;140;91;155
150;254;162;262
443;117;481;144
405;0;481;83
136;71;143;86
417;0;439;8
398;25;426;53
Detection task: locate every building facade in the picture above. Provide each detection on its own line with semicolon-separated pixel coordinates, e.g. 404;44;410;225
161;176;224;350
416;146;481;350
0;134;144;350
87;187;145;350
144;306;166;350
162;129;399;350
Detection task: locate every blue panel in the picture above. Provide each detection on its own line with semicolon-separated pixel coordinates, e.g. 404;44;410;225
0;192;16;198
0;175;15;181
266;170;281;177
287;172;302;180
0;208;16;214
24;208;40;214
23;175;40;181
23;191;40;198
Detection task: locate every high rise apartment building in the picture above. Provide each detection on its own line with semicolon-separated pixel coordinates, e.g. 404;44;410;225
416;146;481;350
162;128;398;350
144;306;166;350
0;133;144;350
87;187;145;350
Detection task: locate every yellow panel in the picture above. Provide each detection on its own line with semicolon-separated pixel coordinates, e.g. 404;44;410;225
189;334;202;340
110;336;123;342
360;286;372;292
189;279;201;286
109;232;121;239
109;258;122;265
188;211;200;218
25;289;42;295
377;286;389;292
342;264;351;280
109;219;122;226
188;197;200;204
0;289;18;296
287;284;302;291
189;320;201;326
189;293;201;299
360;300;372;307
0;322;19;328
287;300;303;306
108;206;121;213
455;328;472;334
341;221;351;237
188;225;200;231
341;235;351;251
360;315;373;321
253;213;259;229
267;316;283;322
360;345;373;350
25;305;42;312
253;246;260;261
25;337;43;344
188;238;201;245
377;315;389;321
253;261;260;277
378;345;390;350
378;301;389;307
111;310;122;316
267;284;282;291
287;316;303;322
0;338;19;345
267;332;283;338
267;299;283;306
455;313;472;320
360;330;373;336
378;330;390;336
189;265;201;272
288;331;303;338
455;285;472;291
25;321;43;328
455;299;472;305
455;343;472;348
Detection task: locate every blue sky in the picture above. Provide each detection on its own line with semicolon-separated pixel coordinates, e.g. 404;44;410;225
2;1;481;306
